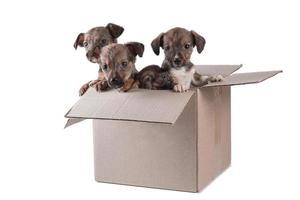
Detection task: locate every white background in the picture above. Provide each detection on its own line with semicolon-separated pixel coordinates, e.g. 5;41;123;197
0;0;299;199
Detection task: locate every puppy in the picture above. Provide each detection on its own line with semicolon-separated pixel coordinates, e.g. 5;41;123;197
151;27;222;92
91;42;144;92
73;23;124;95
136;65;173;90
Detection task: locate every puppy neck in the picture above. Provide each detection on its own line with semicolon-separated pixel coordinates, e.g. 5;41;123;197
162;60;194;71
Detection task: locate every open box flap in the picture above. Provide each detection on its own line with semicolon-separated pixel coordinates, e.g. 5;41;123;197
195;64;242;77
203;70;282;87
65;88;195;126
64;118;85;128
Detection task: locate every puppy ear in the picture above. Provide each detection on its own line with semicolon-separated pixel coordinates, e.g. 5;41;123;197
151;33;164;55
125;42;145;57
90;46;101;63
74;33;84;50
191;30;206;54
106;23;124;39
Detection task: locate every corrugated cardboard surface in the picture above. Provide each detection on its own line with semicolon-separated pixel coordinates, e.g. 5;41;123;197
197;87;231;191
63;65;282;192
93;93;198;192
66;89;194;124
195;64;242;77
204;70;282;87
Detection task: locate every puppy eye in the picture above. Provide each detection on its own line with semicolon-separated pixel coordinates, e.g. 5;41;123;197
83;41;88;47
101;39;107;44
164;46;170;51
185;44;190;49
102;64;109;71
121;62;128;68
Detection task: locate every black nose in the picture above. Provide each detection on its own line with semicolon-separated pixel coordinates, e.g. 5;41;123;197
86;52;93;62
174;58;181;65
111;78;118;84
86;52;91;58
111;78;121;85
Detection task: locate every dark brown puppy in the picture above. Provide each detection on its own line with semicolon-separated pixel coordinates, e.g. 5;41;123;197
73;23;124;95
151;27;222;92
136;65;173;90
92;42;144;92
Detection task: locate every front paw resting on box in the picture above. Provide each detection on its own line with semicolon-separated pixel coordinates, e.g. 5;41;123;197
210;75;224;82
119;78;137;92
173;84;190;92
79;83;90;96
91;80;108;92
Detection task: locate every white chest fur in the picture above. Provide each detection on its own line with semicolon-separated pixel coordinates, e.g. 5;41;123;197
170;66;196;92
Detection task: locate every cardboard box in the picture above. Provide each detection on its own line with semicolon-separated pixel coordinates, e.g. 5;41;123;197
65;65;281;192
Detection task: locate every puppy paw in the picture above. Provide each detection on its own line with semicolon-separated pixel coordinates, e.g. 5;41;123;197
119;85;135;92
92;80;108;92
210;75;224;82
118;87;128;92
119;79;136;92
173;84;189;92
88;80;99;87
79;83;90;96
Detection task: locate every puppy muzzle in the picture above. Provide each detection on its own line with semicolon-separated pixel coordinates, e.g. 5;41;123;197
172;55;184;68
86;51;98;63
173;57;181;65
108;78;123;88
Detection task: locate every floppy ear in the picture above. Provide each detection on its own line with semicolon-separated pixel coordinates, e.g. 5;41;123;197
89;46;101;63
74;33;84;50
191;30;206;54
151;33;164;55
125;42;145;57
106;23;124;39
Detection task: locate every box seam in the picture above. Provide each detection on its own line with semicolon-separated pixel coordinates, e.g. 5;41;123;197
195;89;199;192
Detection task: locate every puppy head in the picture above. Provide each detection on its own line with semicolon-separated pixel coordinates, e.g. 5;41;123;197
97;42;144;88
151;27;205;69
73;23;124;63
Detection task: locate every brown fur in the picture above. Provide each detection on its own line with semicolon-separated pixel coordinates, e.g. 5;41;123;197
74;23;124;96
74;23;124;61
151;27;211;92
93;42;144;92
136;65;173;90
151;27;205;70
